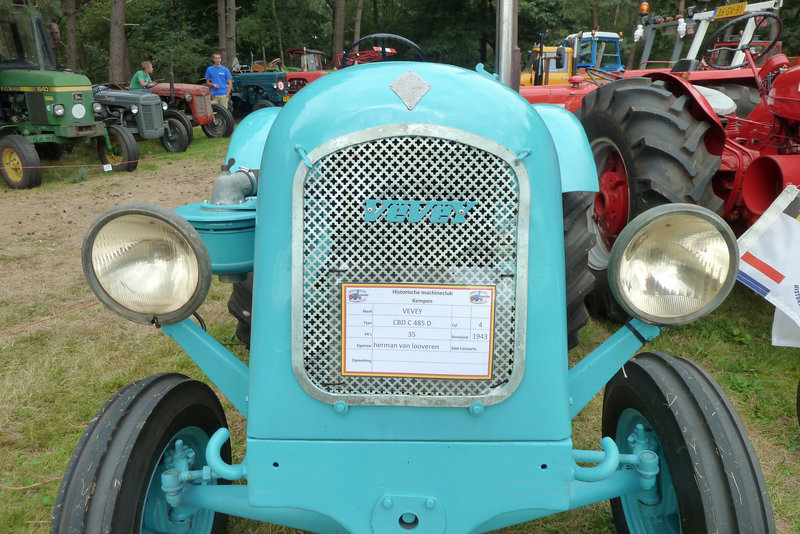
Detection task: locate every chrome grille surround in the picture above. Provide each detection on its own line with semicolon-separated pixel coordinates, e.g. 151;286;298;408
291;124;529;407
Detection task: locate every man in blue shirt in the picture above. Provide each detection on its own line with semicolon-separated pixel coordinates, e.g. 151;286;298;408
204;52;232;109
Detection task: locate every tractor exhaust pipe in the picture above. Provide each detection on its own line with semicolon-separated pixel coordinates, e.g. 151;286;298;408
741;155;800;224
496;0;520;90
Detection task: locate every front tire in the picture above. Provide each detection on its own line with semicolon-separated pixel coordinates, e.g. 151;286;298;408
161;116;189;152
201;103;234;138
0;135;42;189
164;108;194;145
51;373;230;533
97;123;139;172
575;78;724;320
603;352;774;534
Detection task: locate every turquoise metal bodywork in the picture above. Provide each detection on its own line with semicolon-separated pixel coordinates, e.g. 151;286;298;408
161;61;665;533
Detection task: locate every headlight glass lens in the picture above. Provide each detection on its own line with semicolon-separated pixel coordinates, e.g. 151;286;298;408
609;207;737;325
53;104;65;116
184;94;192;102
161;101;168;110
131;104;139;114
92;102;103;113
89;214;200;316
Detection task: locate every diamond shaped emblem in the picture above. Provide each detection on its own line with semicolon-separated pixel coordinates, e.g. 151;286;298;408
390;71;431;110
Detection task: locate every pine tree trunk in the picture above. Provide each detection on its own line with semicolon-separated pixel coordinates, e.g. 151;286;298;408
65;0;78;71
217;0;226;62
226;0;236;66
354;0;364;47
332;0;346;58
271;0;284;63
109;0;129;84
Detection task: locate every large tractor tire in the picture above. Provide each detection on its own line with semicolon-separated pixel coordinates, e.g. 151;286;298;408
563;192;595;350
227;193;595;351
575;77;724;320
0;135;42;189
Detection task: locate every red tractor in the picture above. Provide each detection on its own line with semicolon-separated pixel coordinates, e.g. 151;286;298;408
522;9;796;321
149;82;234;141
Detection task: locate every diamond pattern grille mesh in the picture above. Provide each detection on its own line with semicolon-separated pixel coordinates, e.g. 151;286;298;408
300;135;520;400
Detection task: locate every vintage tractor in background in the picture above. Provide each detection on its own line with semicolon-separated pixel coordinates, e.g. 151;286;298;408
520;30;624;87
518;0;782;111
230;69;289;116
282;48;331;95
0;1;138;188
92;85;189;153
150;81;234;140
574;10;800;319
52;28;775;533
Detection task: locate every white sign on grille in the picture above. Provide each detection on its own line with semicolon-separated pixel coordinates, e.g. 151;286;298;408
342;283;495;378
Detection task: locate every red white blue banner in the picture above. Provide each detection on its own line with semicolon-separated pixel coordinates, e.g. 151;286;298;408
737;185;800;347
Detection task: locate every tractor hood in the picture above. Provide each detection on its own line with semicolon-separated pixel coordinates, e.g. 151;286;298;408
259;61;597;194
150;82;210;96
0;68;91;90
93;88;162;106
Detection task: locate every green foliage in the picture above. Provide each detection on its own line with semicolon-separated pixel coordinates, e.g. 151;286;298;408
51;0;800;83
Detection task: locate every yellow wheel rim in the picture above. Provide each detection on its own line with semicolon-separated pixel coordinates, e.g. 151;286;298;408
105;137;124;166
2;147;24;183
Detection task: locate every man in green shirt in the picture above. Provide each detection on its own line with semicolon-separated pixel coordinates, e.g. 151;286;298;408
130;60;155;90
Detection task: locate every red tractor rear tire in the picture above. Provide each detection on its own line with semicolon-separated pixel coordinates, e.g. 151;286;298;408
576;77;724;320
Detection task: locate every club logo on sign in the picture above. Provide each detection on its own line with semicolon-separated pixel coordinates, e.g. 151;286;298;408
348;289;368;302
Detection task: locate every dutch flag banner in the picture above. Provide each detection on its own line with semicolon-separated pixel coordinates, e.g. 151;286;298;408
737;184;800;347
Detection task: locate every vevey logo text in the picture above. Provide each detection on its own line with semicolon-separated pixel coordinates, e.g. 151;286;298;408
364;200;478;223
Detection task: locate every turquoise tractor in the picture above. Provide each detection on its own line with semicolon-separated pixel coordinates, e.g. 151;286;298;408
53;39;773;533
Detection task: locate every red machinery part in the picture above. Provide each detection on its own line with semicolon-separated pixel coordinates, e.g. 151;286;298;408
742;155;800;224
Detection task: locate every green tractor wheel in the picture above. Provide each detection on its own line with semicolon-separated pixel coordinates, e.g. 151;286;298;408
97;124;139;172
0;135;42;189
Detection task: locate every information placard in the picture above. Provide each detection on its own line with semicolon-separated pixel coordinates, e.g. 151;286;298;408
342;283;495;378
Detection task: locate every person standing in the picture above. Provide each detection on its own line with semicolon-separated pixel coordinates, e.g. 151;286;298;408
204;52;233;109
130;60;155;90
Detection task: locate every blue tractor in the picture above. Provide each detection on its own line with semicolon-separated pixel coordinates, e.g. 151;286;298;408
52;35;773;534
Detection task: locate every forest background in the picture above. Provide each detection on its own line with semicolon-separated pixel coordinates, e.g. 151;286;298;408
29;0;800;86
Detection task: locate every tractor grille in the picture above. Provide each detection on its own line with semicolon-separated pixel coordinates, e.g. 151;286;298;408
139;102;161;132
27;93;46;124
295;131;524;406
197;95;212;117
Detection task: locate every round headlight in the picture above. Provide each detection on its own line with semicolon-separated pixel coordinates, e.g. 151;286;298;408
608;204;738;325
53;104;65;116
82;203;211;325
131;104;139;114
92;102;103;113
161;101;168;111
184;94;193;102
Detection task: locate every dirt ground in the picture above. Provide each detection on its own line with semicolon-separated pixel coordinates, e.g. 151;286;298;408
0;158;219;321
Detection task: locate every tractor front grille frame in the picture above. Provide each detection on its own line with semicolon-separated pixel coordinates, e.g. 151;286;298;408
291;125;529;407
197;95;212;118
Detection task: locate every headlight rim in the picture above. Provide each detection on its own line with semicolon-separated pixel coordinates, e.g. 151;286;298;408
607;203;739;326
82;202;212;326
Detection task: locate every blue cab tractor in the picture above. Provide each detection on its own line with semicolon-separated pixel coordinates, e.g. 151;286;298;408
52;33;774;534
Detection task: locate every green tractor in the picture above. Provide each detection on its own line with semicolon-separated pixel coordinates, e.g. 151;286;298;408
0;1;138;189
